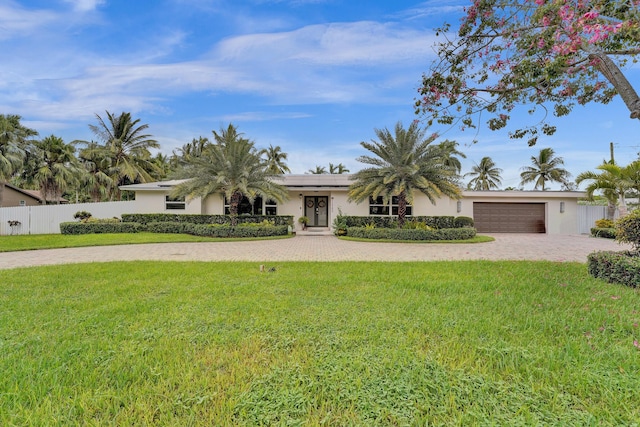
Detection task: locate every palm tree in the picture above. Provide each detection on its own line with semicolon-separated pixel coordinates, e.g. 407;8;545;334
465;157;503;190
0;114;38;207
171;124;288;225
261;144;291;174
308;165;328;174
33;135;82;204
329;163;350;174
520;148;571;191
576;161;640;218
435;140;466;174
78;141;115;202
348;121;461;227
77;111;160;199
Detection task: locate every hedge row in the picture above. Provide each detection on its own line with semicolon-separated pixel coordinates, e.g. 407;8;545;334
121;213;293;226
587;251;640;287
590;227;616;239
340;216;473;229
346;227;477;241
60;221;289;238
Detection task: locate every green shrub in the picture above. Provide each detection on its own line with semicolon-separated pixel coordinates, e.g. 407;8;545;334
188;224;288;238
587;250;640;287
615;210;640;251
73;211;92;221
347;227;476;241
60;222;142;235
454;216;474;228
341;216;457;229
595;218;615;228
590;227;616;239
121;213;293;226
145;221;195;234
402;219;433;230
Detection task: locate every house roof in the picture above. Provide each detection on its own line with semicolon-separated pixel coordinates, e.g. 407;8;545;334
120;175;586;199
4;182;68;204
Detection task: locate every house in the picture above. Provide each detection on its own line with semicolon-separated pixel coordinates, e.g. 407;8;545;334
120;174;586;234
0;182;67;207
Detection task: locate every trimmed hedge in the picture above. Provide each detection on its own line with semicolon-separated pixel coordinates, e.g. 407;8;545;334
454;216;474;228
347;227;476;241
590;227;616;239
587;251;640;287
341;216;459;229
61;220;289;238
60;222;143;235
121;213;293;226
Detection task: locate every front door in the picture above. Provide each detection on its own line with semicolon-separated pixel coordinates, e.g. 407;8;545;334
305;196;328;227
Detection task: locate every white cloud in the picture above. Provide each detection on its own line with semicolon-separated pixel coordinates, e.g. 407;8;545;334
62;0;106;12
0;1;57;39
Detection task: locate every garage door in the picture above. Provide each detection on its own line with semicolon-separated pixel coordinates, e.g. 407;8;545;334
473;202;546;233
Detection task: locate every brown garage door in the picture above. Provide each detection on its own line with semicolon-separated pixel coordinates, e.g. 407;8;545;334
473;202;546;233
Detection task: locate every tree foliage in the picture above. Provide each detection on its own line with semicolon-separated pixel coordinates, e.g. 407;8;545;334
465;156;503;190
0;114;38;206
519;147;571;190
417;0;640;146
576;160;640;216
171;124;288;225
348;121;462;227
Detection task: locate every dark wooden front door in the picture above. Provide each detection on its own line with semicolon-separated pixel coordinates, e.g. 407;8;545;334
304;196;328;227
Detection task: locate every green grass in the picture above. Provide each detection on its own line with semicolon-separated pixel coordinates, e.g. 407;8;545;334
340;235;495;244
0;233;292;252
1;261;639;425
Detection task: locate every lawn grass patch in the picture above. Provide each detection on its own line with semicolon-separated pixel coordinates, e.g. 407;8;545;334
0;233;292;252
1;261;639;425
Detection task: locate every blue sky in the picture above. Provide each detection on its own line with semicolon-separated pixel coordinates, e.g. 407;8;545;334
2;0;639;189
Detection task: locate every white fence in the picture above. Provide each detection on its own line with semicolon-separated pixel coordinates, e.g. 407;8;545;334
577;205;619;235
0;201;136;235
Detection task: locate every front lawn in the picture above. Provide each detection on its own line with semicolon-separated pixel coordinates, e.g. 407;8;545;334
1;261;638;425
0;233;292;252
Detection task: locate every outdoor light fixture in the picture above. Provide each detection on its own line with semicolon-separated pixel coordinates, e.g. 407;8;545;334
299;193;303;199
560;201;565;213
456;200;462;213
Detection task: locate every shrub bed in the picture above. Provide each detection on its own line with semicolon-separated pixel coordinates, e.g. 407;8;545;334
590;227;616;239
122;213;293;226
340;216;471;229
188;224;289;238
60;222;143;235
347;227;476;241
587;251;640;287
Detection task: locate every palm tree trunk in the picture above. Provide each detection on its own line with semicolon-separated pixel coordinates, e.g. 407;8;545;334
0;181;4;208
397;191;407;228
229;191;242;226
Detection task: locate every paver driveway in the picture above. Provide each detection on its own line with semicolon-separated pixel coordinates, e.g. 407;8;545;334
0;234;631;270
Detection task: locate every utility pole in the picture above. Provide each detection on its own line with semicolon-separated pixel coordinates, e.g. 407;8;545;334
610;141;615;164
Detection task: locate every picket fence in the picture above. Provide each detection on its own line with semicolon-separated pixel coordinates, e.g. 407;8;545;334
0;201;136;235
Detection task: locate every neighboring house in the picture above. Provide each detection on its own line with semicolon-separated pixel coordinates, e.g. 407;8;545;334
120;174;586;234
0;182;67;207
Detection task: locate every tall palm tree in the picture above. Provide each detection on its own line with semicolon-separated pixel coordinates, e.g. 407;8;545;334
435;140;466;174
576;161;640;218
465;157;503;190
171;124;288;225
78;141;115;202
348;121;461;227
308;165;328;174
329;163;350;174
0;114;38;207
34;135;82;204
261;144;291;174
520;147;571;191
77;111;160;199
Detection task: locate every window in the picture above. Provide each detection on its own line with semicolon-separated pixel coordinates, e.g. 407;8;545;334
225;196;272;215
368;196;412;216
19;200;26;206
165;195;186;210
265;199;278;215
391;196;412;216
369;196;389;215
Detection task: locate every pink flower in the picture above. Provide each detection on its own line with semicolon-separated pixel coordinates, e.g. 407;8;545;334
634;340;639;348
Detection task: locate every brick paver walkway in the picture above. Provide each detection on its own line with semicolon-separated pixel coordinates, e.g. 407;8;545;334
0;234;630;270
